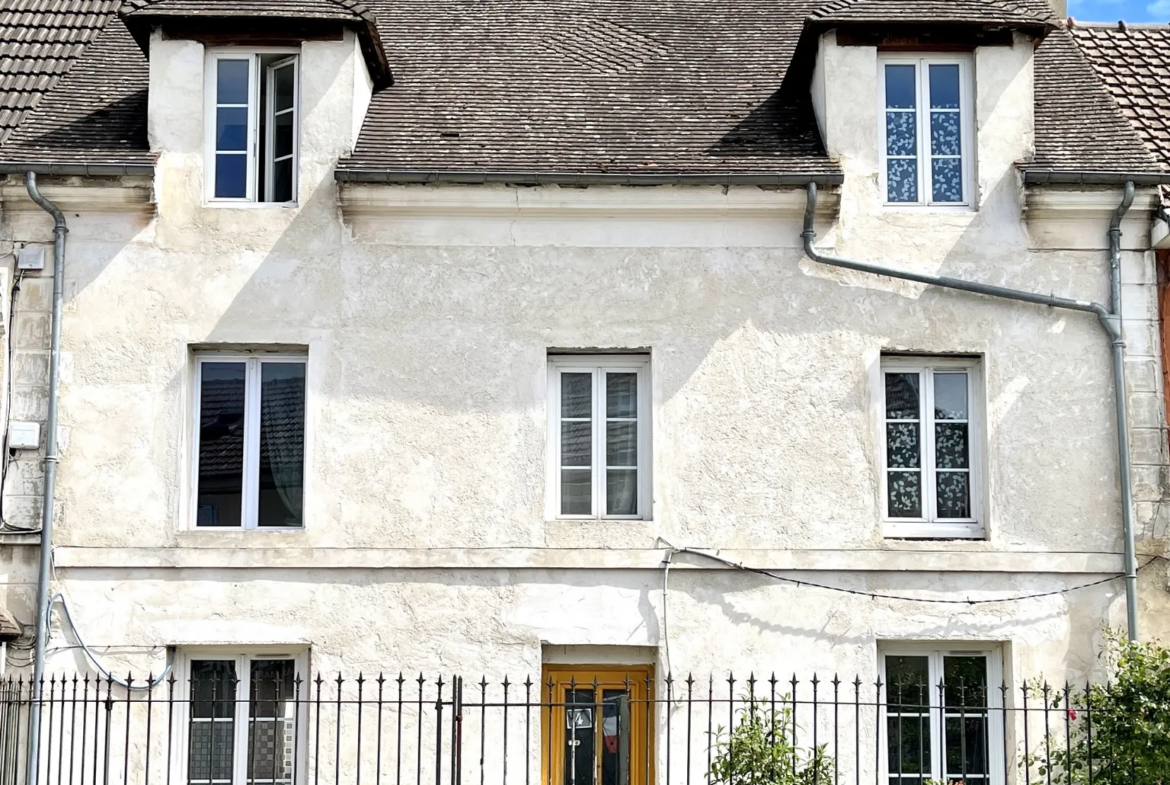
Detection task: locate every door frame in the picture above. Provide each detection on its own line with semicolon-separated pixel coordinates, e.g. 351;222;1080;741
540;665;655;785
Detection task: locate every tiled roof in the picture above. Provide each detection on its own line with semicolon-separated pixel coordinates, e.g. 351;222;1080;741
809;0;1052;26
1068;23;1170;170
0;1;1166;182
337;0;839;182
0;14;150;169
0;0;120;145
1028;26;1165;180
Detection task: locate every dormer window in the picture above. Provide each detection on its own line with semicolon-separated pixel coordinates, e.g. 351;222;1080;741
205;50;299;205
879;54;973;208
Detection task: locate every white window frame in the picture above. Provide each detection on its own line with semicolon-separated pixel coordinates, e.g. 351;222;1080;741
880;356;983;539
190;352;307;531
173;649;309;785
878;53;975;210
204;48;300;206
546;355;652;521
879;644;1006;785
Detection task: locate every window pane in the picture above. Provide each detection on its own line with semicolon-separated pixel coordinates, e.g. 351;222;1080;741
930;112;961;156
935;423;969;470
188;660;236;785
216;106;248;152
217;59;250;105
561;421;592;466
248;660;296;785
606;470;638;516
885;64;917;109
561;469;591;515
933;373;968;420
272;158;293;203
606;372;638;418
929;64;960;109
197;362;246;527
888;471;922;518
887;422;920;469
931;157;963;203
606;421;637;467
563;688;596;785
886;112;917;157
888;716;932;776
561;373;592;418
258;362;305;528
887;158;918;203
886;656;931;779
886;656;930;708
273;62;296;113
885;373;920;419
274;111;295;160
215;154;247;199
943;657;988;707
945;717;989;777
936;472;970;518
599;690;626;785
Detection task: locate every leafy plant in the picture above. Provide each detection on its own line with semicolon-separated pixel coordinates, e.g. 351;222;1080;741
708;696;835;785
1025;630;1170;785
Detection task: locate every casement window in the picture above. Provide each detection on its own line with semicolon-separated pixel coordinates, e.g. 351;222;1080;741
206;50;299;204
547;355;651;520
881;357;982;538
881;647;1005;785
541;666;653;785
879;54;973;207
184;653;306;785
193;353;306;529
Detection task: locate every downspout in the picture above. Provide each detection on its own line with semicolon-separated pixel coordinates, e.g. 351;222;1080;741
801;181;1139;641
24;171;67;783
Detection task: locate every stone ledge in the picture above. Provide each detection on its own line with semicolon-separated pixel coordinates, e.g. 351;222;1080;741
51;546;1125;574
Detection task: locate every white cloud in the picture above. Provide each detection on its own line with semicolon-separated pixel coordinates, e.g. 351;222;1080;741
1149;0;1170;15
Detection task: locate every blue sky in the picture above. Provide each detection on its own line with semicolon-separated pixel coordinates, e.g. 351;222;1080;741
1069;0;1170;22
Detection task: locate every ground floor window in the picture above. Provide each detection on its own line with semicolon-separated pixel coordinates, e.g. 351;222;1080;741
541;666;653;785
185;653;306;785
881;647;1004;785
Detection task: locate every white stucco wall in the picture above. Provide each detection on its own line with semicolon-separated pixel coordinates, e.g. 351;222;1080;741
0;23;1164;707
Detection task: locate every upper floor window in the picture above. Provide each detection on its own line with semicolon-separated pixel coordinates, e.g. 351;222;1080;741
206;50;299;204
193;352;306;529
880;55;973;208
547;355;651;520
881;356;982;539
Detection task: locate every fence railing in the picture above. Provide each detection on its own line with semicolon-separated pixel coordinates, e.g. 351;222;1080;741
0;670;1152;785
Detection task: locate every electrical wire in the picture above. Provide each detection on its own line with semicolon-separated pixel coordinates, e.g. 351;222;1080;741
46;594;173;690
668;546;1162;605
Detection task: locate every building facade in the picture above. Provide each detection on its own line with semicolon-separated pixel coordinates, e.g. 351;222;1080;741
0;0;1168;784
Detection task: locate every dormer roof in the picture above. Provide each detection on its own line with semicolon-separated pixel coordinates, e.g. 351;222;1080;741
118;0;391;88
808;0;1053;28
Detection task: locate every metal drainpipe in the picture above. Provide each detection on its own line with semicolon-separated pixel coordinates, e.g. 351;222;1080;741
801;180;1140;641
24;171;67;784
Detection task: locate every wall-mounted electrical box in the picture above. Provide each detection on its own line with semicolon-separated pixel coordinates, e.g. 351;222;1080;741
16;247;44;271
8;422;40;450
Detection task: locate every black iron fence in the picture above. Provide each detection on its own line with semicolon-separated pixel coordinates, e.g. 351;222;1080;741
0;669;1155;785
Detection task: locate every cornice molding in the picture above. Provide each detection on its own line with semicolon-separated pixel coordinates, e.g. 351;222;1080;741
0;182;155;215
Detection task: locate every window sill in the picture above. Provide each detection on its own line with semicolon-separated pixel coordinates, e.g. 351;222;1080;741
884;521;985;541
202;201;299;209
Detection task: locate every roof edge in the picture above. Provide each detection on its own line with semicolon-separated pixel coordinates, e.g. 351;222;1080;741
0;162;155;177
117;3;393;88
334;169;846;186
1023;169;1170;185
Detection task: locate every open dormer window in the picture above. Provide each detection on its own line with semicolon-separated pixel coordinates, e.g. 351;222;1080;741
879;54;973;208
205;50;299;204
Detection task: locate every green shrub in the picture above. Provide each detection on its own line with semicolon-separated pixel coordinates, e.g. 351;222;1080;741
1027;631;1170;785
708;697;835;785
